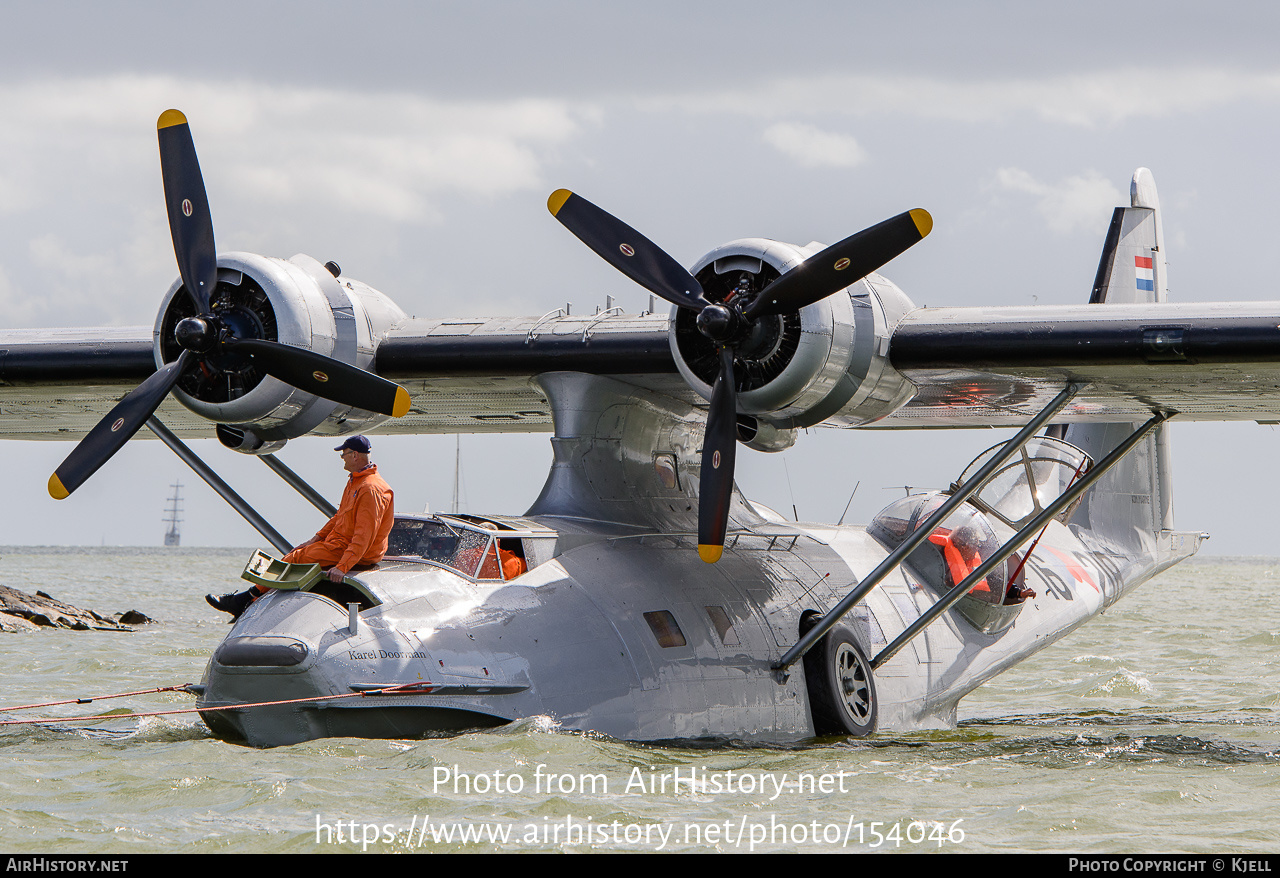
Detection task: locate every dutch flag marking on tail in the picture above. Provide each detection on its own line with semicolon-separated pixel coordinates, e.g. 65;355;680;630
1135;254;1154;292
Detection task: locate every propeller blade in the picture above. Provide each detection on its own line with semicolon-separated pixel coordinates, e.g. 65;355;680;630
49;350;192;499
698;347;739;563
744;209;932;320
222;338;411;418
158;109;218;315
548;189;711;311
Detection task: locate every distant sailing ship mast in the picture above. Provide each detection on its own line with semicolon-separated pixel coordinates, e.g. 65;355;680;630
451;435;462;513
163;482;183;547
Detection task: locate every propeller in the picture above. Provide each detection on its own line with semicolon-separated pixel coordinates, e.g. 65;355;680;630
548;188;931;562
49;110;411;500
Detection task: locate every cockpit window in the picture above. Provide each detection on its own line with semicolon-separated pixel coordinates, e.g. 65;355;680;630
385;517;529;581
957;437;1092;529
384;518;490;578
387;518;458;562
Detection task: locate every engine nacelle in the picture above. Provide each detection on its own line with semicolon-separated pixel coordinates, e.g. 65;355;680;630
735;415;797;453
153;251;406;448
670;238;916;432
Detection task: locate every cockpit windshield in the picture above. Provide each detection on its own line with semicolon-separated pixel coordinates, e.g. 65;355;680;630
956;436;1093;529
385;517;509;580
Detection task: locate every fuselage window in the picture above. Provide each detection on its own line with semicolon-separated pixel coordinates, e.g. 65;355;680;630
704;606;739;645
644;611;687;648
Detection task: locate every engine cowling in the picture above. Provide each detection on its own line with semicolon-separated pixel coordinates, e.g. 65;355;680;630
153;251;406;451
670;238;916;433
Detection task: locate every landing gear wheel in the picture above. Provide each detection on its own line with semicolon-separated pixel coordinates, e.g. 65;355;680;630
801;616;877;737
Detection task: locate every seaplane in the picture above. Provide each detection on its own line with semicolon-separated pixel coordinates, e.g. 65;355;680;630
1;110;1273;747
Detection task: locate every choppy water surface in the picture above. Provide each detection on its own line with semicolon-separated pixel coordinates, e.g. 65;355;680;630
1;548;1277;853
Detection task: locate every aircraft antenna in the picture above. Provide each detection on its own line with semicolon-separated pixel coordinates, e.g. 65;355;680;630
783;459;799;521
836;481;860;527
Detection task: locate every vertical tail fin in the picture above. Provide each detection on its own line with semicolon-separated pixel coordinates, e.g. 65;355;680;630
1061;169;1175;550
1088;168;1168;307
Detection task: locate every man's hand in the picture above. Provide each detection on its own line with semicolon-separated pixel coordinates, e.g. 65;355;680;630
326;567;346;582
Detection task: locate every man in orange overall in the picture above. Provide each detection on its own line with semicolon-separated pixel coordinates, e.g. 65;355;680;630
471;521;527;580
206;435;395;618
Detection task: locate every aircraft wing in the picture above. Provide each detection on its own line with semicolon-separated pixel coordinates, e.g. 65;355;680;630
0;315;685;440
379;301;1280;431
374;314;685;434
881;300;1280;427
0;326;172;439
8;299;1280;442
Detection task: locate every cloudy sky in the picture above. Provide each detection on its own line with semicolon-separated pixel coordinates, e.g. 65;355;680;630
2;1;1279;555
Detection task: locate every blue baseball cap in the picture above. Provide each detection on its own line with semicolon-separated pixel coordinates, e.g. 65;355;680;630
334;436;371;453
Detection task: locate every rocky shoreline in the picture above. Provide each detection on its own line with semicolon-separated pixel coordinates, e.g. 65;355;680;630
0;585;153;632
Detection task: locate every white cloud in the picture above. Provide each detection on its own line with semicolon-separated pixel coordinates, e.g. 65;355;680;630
994;167;1125;234
645;67;1280;127
215;92;589;221
0;76;593;222
762;122;867;169
0;75;598;325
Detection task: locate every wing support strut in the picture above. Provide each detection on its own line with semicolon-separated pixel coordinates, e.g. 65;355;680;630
773;382;1082;674
145;417;292;554
870;410;1170;669
260;454;338;518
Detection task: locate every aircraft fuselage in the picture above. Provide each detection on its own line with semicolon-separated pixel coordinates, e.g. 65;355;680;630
197;503;1198;747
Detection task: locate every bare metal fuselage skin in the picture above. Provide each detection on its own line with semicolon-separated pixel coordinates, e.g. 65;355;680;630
197;504;1198;747
198;358;1200;747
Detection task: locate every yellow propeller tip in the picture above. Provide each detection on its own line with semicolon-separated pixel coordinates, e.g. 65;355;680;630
910;208;933;238
697;544;724;564
547;189;573;216
157;109;188;130
392;386;411;419
48;474;69;500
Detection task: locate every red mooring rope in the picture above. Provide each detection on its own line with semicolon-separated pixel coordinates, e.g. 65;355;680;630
0;682;439;727
0;685;190;713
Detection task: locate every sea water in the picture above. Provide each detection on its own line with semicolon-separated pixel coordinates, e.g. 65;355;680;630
0;547;1277;854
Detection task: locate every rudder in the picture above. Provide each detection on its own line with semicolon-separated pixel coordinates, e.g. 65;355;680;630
1058;169;1175;551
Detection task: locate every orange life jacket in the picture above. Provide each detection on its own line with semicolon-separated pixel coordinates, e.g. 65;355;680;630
928;530;990;593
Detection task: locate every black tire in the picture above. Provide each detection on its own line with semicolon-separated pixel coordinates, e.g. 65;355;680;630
801;616;877;737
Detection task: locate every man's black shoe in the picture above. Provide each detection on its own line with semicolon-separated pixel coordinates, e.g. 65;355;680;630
205;589;256;619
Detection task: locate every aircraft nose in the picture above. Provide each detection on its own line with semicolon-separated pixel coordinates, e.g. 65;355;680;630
197;591;343;745
196;653;331;746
